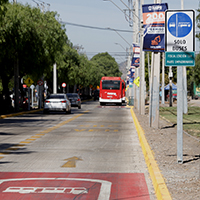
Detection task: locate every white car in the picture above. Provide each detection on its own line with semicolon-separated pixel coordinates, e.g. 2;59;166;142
43;93;71;114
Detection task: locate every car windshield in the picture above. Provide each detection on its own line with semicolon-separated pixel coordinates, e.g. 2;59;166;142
48;95;65;99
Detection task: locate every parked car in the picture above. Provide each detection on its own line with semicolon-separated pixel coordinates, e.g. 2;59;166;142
66;93;81;109
43;93;71;114
93;90;99;101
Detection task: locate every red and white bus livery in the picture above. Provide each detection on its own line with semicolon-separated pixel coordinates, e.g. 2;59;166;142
99;77;124;106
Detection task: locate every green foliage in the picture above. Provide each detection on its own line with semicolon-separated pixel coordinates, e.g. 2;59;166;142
0;0;8;21
194;9;200;86
91;52;122;77
193;54;200;86
0;3;67;94
0;2;123;99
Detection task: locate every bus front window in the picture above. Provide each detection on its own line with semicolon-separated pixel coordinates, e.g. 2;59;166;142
102;80;120;90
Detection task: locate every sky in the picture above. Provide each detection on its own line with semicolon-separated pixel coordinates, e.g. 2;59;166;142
9;0;200;63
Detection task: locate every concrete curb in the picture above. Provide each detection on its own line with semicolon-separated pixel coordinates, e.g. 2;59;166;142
130;107;172;200
0;109;44;119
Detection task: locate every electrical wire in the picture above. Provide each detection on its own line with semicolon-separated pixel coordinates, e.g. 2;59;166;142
61;21;133;33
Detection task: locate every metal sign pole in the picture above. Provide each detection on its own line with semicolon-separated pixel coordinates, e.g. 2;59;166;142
28;87;30;111
177;66;183;163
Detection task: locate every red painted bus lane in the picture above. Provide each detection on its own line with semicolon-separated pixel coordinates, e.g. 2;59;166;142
0;172;150;200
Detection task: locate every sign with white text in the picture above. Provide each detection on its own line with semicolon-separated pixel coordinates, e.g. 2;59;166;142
142;3;168;52
165;10;195;52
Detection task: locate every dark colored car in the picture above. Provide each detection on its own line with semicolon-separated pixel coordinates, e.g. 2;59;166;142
93;90;99;101
66;93;81;109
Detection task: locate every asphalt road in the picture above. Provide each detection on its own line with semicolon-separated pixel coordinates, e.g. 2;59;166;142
0;101;155;200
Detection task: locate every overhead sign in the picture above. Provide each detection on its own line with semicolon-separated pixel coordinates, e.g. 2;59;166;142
24;78;34;87
165;10;195;52
142;3;168;52
165;52;195;66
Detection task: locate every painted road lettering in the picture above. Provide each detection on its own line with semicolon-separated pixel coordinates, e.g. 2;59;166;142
3;187;88;194
0;172;150;200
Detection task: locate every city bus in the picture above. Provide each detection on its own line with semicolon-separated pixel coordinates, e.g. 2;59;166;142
99;77;123;106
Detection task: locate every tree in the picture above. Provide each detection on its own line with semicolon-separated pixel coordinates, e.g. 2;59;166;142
91;52;122;77
194;8;200;86
0;3;67;112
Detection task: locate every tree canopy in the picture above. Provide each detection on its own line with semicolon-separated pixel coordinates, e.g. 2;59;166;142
0;2;122;113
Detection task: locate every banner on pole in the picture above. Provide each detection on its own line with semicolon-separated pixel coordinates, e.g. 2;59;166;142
142;3;168;52
131;44;140;67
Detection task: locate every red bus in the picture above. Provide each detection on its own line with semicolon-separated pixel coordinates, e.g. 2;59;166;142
99;77;123;106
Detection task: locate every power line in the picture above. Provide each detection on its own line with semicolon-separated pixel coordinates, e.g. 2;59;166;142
61;21;133;33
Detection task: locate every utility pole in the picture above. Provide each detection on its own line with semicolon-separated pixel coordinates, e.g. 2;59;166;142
161;53;165;105
162;52;165;105
139;0;145;115
149;0;162;128
169;66;173;107
53;63;57;94
134;0;139;110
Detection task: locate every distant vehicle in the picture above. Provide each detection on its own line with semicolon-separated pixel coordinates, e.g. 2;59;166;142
66;93;81;109
99;77;123;106
93;90;99;101
43;93;71;114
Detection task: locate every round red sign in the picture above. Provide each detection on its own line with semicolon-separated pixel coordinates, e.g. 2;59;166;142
37;79;43;86
62;83;66;88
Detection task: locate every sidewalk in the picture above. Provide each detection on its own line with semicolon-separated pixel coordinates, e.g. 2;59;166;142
133;104;200;200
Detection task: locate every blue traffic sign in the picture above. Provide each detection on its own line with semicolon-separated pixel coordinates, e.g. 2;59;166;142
165;10;195;52
168;12;192;38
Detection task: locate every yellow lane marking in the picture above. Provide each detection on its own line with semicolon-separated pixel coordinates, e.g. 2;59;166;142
30;136;42;139
0;109;44;119
61;156;83;168
74;129;86;132
0;111;89;161
26;138;36;141
130;107;172;200
40;111;89;134
6;148;19;151
114;130;118;132
19;141;32;144
89;129;94;132
13;144;25;147
0;152;10;155
105;129;110;132
93;125;97;127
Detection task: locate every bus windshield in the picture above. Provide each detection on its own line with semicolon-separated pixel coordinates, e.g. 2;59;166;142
102;80;121;90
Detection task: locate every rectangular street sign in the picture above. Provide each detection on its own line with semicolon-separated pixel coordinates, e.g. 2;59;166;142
165;10;195;52
165;52;195;66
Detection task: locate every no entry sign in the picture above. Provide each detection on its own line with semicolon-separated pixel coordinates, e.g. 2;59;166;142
0;172;150;200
